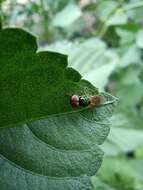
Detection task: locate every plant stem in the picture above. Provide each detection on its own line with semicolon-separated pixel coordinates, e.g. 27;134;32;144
40;0;49;28
97;7;118;38
123;1;143;11
97;1;143;38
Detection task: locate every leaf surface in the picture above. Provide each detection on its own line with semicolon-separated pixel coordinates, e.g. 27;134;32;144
0;27;117;190
0;28;96;128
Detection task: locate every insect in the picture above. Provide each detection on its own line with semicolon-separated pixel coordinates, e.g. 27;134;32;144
70;94;102;108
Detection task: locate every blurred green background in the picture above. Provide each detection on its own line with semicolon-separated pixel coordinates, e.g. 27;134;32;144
1;0;143;189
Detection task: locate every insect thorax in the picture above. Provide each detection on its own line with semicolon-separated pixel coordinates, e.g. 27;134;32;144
79;96;90;106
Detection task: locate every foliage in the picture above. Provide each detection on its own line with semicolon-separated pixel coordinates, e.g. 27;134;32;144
0;24;117;189
1;0;143;189
92;158;143;190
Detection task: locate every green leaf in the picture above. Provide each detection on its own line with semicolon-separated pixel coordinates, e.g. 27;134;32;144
95;0;118;23
131;159;143;180
116;27;136;46
92;158;143;190
106;9;128;26
102;127;143;156
116;80;143;108
116;27;142;67
0;27;117;189
0;91;117;190
136;29;143;49
0;28;93;128
0;0;5;3
111;65;143;110
69;39;118;91
119;45;141;67
52;3;82;28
